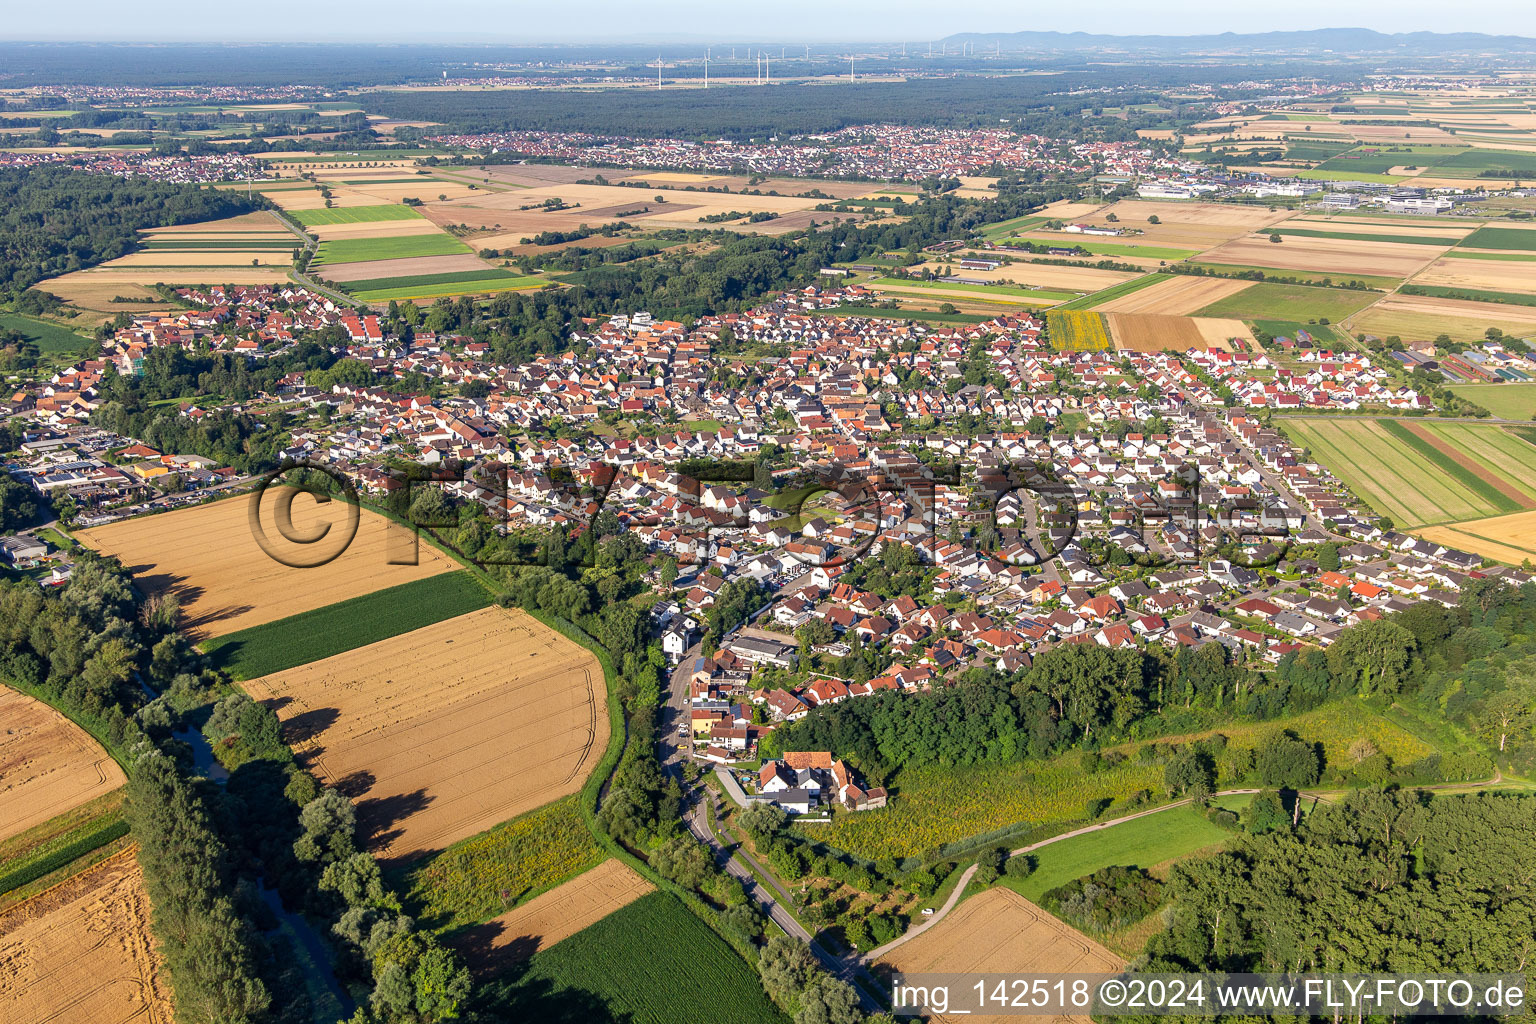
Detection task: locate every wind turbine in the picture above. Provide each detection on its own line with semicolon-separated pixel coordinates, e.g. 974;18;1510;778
850;57;855;83
654;53;663;89
703;52;709;89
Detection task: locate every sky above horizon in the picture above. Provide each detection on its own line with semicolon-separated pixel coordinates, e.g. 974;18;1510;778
5;1;1535;44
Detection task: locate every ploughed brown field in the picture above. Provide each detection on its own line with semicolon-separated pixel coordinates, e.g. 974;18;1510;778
242;607;607;865
1106;313;1211;352
0;849;173;1024
0;685;126;843
879;888;1124;1024
74;488;458;640
454;859;653;971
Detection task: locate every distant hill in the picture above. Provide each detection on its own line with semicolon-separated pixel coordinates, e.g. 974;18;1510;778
939;28;1536;56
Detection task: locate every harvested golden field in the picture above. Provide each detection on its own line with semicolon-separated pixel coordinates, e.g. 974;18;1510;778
1352;306;1536;344
0;686;125;843
879;888;1123;1024
74;488;458;640
1035;200;1107;220
1193;317;1253;350
0;850;173;1024
1106;313;1210;351
1094;275;1249;314
28;274;179;318
147;211;289;233
455;859;652;970
1286;216;1472;240
1197;234;1447;277
1073;200;1293;248
242;606;606;865
1366;292;1536;326
107;251;292;267
1418;509;1536;565
1416;257;1536;295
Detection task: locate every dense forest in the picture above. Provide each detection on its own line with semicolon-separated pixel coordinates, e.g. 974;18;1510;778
0;165;258;292
767;576;1536;787
1148;789;1536;975
374;73;1195;140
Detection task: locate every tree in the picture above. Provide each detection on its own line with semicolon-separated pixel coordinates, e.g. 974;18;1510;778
1327;619;1415;696
1245;790;1289;833
294;788;357;865
1165;747;1216;800
1317;542;1340;573
758;935;817;1006
795;973;863;1024
1253;733;1320;788
1268;232;1282;243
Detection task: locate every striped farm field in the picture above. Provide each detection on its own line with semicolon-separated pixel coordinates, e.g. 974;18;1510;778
1281;418;1536;527
1418;509;1536;566
312;234;472;266
293;204;424;227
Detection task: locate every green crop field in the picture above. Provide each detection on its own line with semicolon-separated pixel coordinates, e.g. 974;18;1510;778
1317;145;1466;174
980;213;1053;239
1444;250;1536;262
1193;282;1378;321
1430;149;1536;176
294;204;425;227
809;702;1431;861
1403;285;1536;306
1057;273;1167;311
311;234;473;265
1448;383;1536;419
477;891;789;1024
1047;310;1113;351
201;571;492;679
404;796;604;934
1280;418;1536;527
0;314;95;354
1007;237;1199;260
354;276;549;301
1266;227;1457;246
341;268;521;292
1003;802;1246;902
1459;227;1536;252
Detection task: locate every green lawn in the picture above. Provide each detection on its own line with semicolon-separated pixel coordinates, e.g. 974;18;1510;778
294;204;425;227
1193;281;1378;321
475;891;789;1024
1459;227;1536;252
1003;802;1246;901
1447;383;1536;419
201;571;492;679
311;233;473;265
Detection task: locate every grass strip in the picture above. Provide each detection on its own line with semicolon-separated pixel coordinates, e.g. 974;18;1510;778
0;816;130;896
201;570;492;679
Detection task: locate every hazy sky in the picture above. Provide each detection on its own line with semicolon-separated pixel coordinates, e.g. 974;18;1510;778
5;1;1534;43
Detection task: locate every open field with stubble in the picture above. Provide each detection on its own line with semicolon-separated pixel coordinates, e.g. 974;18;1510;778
0;686;125;843
242;606;606;865
1092;275;1249;314
1418;508;1536;565
74;488;459;640
1195;234;1446;277
0;849;173;1024
878;888;1122;1024
453;858;652;969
